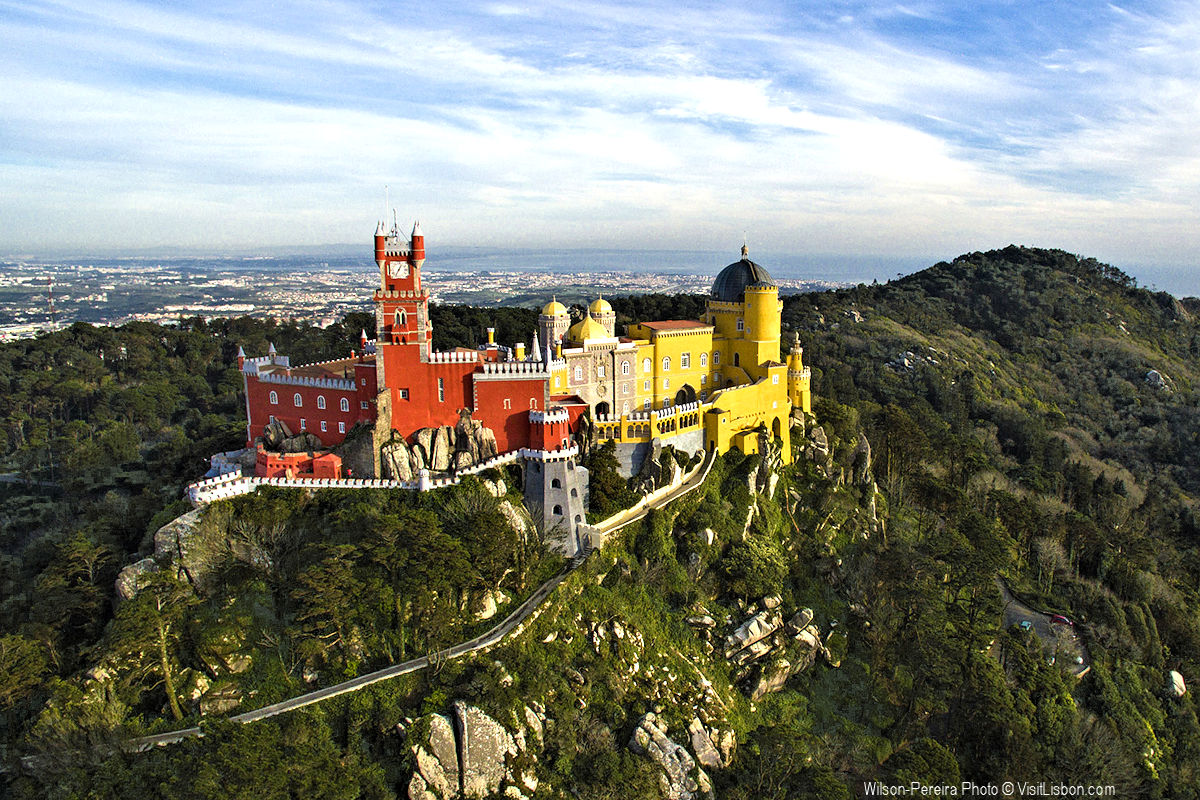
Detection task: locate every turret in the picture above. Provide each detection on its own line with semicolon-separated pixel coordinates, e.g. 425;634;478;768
787;332;812;414
410;221;425;269
237;345;246;369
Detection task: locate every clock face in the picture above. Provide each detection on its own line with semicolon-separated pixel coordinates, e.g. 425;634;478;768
387;261;410;279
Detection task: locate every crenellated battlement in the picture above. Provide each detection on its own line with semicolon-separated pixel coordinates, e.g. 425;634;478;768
426;350;481;365
530;408;570;424
258;373;356;391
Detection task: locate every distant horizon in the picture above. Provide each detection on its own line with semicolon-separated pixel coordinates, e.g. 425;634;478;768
5;243;1198;298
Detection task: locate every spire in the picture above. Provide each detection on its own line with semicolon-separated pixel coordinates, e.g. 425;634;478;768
741;232;749;260
267;342;277;355
236;345;246;357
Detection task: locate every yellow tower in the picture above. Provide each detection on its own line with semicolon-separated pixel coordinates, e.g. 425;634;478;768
787;332;811;414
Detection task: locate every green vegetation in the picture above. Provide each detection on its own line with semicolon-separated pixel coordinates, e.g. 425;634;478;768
3;247;1200;797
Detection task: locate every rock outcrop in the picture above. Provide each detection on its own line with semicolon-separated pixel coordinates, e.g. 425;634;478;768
629;712;714;800
407;703;532;800
1168;670;1187;698
383;412;501;479
717;602;836;699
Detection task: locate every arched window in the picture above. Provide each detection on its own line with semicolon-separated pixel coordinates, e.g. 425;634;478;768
269;391;278;405
570;487;578;497
293;393;303;407
552;504;563;515
395;310;407;329
340;397;350;412
700;353;707;367
317;395;326;409
713;351;720;365
574;365;583;382
551;478;561;488
662;356;671;371
733;353;740;367
621;361;630;376
642;357;651;373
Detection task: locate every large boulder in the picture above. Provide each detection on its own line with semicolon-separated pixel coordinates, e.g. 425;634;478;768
409;713;459;799
153;509;218;588
724;610;782;658
115;557;157;601
852;432;873;486
382;437;415;481
261;417;292;449
453;701;518;799
629;713;713;800
1169;670;1187;698
430;426;454;472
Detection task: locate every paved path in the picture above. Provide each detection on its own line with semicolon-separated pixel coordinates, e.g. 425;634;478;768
127;564;573;750
125;449;718;751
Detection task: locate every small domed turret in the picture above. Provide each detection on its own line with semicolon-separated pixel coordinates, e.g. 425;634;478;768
541;298;569;317
567;312;608;344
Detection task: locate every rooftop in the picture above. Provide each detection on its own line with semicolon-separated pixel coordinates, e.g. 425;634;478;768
634;320;712;331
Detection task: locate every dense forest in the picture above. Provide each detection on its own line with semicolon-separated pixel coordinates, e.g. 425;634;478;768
1;246;1198;798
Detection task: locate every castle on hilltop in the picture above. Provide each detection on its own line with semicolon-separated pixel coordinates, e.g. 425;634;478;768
239;219;810;547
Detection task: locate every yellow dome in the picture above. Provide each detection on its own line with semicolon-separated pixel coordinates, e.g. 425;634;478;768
567;313;607;343
541;298;568;317
589;297;613;315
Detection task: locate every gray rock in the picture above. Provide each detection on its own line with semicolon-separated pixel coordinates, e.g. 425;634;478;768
747;658;793;700
431;426;453;472
454;701;518;799
478;427;499;460
852;432;873;486
115;557;158;601
1169;670;1187;698
724;610;782;658
198;680;241;715
453;449;477;472
687;717;723;770
785;608;814;635
629;713;713;800
261;417;292;449
152;509;215;589
424;713;460;797
382;437;414;481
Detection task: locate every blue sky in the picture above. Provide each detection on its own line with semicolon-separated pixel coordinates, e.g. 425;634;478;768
2;0;1199;272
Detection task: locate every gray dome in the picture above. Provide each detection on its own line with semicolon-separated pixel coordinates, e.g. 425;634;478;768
711;252;774;302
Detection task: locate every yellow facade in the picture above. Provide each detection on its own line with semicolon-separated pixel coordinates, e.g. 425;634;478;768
553;245;805;465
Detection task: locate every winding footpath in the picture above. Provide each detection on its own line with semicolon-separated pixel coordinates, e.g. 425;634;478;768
125;449;716;751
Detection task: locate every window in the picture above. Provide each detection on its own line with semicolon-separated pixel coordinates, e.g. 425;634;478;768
338;422;345;433
317;395;326;409
553;505;563;515
269;391;278;404
554;376;561;387
700;390;707;400
622;384;629;394
361;379;367;386
299;418;306;429
320;421;327;432
701;374;707;385
772;374;780;385
570;487;578;497
340;397;350;412
681;352;690;369
574;365;583;382
643;380;650;391
700;353;707;367
621;361;630;376
551;478;561;488
598;365;605;378
713;351;720;365
714;371;721;383
663;378;670;390
642;357;651;373
293;393;302;407
530;398;538;409
503;398;512;410
736;317;744;331
438;378;444;402
398;389;409;400
644;399;651;409
361;401;369;409
662;356;671;371
734;353;740;366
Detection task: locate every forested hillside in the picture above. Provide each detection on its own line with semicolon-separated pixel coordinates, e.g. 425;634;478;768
2;247;1198;798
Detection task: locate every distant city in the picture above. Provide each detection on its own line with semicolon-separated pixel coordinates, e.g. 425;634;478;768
0;249;854;340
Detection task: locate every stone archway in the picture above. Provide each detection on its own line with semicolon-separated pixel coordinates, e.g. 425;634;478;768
596;401;611;417
674;384;697;406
